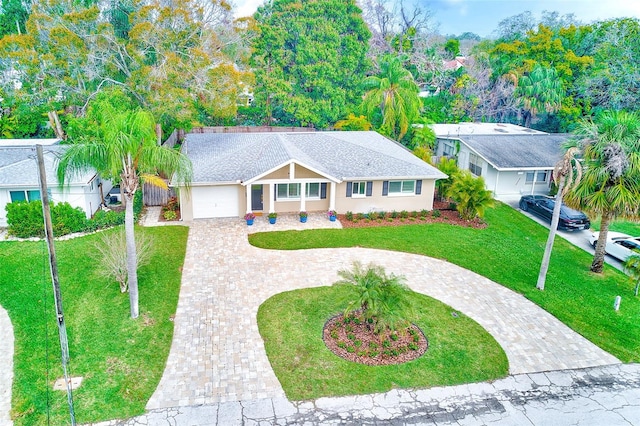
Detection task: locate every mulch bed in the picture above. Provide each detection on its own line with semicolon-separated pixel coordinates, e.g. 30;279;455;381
336;201;487;230
323;313;428;366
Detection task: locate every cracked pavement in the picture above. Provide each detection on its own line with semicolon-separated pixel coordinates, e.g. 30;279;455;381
94;363;640;425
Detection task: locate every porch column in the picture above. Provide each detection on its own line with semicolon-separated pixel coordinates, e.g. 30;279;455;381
246;185;252;213
329;182;336;211
269;183;275;213
530;170;536;195
300;182;306;211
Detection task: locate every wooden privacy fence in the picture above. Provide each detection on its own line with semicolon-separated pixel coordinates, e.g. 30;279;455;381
143;179;175;206
189;126;315;133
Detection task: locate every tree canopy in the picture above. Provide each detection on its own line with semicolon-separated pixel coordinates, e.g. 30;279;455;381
251;0;371;128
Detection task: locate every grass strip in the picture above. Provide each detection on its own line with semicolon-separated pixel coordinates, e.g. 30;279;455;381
0;226;188;425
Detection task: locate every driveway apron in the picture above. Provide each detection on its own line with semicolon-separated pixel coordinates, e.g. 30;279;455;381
147;217;619;410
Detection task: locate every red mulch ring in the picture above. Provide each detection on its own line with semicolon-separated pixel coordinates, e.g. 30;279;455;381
336;201;486;229
323;313;428;366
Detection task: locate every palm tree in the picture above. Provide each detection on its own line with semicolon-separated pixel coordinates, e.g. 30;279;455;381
435;157;460;201
335;262;412;332
515;65;563;128
57;97;192;319
536;147;582;290
564;111;640;273
446;170;495;220
624;252;640;297
361;55;420;141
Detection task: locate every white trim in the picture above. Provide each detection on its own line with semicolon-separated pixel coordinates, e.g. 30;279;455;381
243;159;341;185
329;182;336;210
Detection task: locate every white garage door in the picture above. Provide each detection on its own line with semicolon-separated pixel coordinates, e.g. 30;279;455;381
192;185;240;218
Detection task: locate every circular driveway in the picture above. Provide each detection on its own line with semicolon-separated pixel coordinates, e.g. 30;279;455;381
146;215;619;409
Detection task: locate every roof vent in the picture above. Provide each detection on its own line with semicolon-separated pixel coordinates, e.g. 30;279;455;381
494;128;508;133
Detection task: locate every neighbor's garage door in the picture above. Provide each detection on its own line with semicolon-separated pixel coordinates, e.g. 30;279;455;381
191;185;240;218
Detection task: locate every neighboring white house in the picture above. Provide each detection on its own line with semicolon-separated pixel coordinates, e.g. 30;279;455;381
0;139;111;227
173;130;447;220
432;123;569;197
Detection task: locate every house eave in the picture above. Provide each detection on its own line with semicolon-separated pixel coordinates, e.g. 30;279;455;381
242;159;341;186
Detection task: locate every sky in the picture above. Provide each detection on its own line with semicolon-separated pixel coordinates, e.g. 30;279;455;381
232;0;640;38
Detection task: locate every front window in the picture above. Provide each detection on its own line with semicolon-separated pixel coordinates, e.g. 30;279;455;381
277;183;321;200
10;190;41;203
388;180;415;195
469;153;483;176
352;181;366;197
306;182;320;199
526;171;548;183
442;143;455;157
277;183;300;200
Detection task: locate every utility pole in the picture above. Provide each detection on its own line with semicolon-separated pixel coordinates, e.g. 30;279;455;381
35;145;76;425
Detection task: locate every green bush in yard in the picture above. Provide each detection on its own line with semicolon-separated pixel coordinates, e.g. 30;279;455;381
5;201;43;237
52;202;88;235
6;190;144;238
6;200;87;237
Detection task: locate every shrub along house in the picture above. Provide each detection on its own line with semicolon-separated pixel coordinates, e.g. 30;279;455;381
0;139;111;227
173;131;447;220
432;123;569;197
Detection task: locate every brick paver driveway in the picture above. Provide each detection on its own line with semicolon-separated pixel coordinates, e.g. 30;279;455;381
147;216;619;409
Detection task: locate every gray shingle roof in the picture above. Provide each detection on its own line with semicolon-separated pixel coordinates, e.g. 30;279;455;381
0;145;95;187
182;131;446;183
442;134;569;170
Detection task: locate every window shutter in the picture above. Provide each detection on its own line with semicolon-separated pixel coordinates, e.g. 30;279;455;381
382;181;389;196
346;182;352;197
415;180;422;195
321;183;327;199
366;181;373;196
274;184;277;201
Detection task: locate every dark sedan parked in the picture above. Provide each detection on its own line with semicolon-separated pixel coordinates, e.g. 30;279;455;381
519;195;591;231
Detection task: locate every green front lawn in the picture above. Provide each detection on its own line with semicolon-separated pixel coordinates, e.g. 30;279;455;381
591;218;640;236
250;203;640;362
0;226;189;426
258;286;507;401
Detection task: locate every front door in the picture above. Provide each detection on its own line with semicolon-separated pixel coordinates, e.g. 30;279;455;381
251;184;263;211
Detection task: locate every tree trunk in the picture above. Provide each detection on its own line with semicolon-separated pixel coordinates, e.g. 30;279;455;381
537;174;566;290
47;110;65;140
125;192;139;318
591;210;613;273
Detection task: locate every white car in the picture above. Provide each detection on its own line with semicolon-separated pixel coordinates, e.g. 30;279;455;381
588;231;640;262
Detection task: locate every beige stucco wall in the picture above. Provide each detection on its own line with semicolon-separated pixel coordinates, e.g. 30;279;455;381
180;172;438;219
335;180;436;214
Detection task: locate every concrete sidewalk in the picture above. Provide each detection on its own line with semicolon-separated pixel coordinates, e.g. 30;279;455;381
0;307;13;426
96;363;640;425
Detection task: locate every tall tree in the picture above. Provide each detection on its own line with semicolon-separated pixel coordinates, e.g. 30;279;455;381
515;65;563;127
576;18;640;113
536;147;581;290
564;111;640;273
0;0;249;135
361;54;420;141
251;0;370;128
57;90;192;318
0;0;30;37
